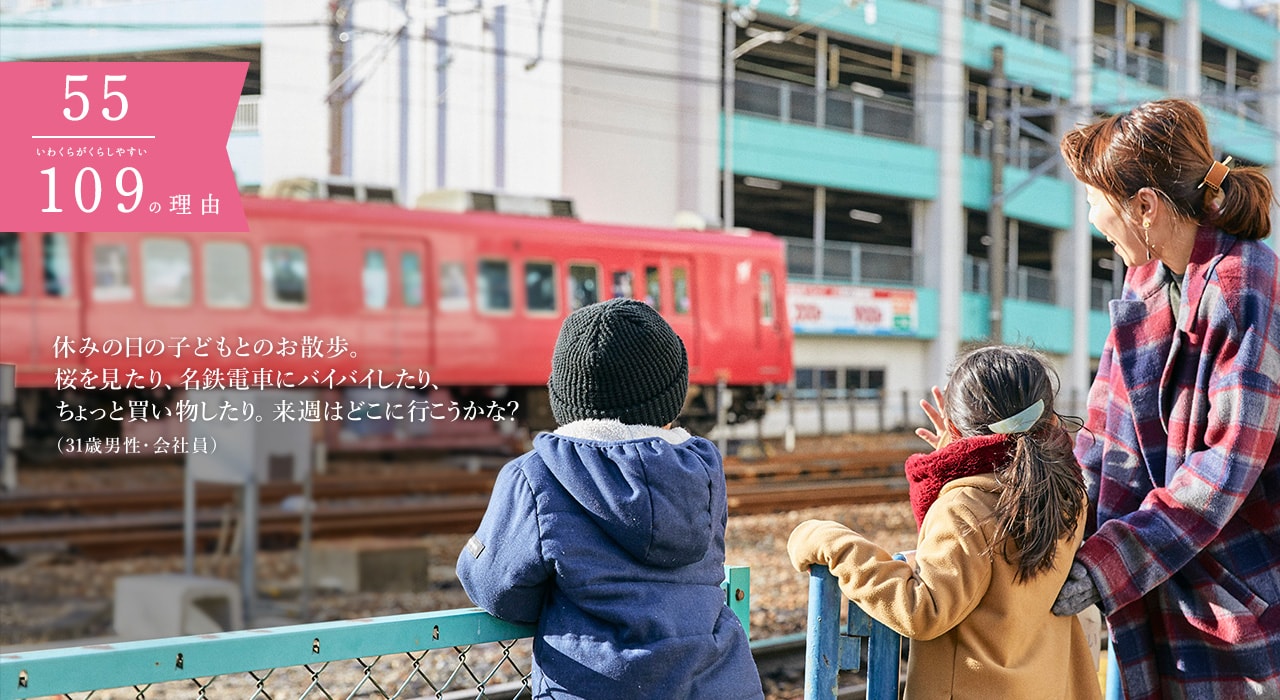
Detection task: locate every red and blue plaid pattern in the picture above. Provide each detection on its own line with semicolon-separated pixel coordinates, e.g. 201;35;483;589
1074;227;1280;700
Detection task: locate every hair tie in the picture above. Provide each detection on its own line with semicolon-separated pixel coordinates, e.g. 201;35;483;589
1198;156;1233;191
987;399;1044;434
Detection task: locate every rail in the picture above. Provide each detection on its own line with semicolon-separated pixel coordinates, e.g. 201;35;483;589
0;566;751;699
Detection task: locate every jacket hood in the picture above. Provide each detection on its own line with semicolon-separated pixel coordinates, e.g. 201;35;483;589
533;420;720;568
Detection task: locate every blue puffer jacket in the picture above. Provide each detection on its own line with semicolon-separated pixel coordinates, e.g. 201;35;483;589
456;422;763;699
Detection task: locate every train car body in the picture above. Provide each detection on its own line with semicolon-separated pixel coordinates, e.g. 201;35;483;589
0;196;792;453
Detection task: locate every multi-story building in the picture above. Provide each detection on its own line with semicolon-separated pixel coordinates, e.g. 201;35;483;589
3;0;1276;428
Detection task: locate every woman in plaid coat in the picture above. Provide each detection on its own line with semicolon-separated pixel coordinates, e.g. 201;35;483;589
1051;99;1280;699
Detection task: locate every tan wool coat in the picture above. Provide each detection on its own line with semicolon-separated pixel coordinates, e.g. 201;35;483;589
789;474;1101;700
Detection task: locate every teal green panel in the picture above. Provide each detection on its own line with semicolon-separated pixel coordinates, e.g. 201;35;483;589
747;0;940;55
960;295;1074;353
1130;0;1182;20
915;286;940;339
734;115;938;200
1090;69;1166;107
960;157;1074;229
963;21;1074;98
1004;299;1073;353
1089;309;1111;358
1199;0;1277;62
1202;106;1276;166
724;565;751;638
962;294;990;341
0;0;262;59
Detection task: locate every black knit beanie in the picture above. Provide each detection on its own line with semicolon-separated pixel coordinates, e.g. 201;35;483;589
548;298;689;427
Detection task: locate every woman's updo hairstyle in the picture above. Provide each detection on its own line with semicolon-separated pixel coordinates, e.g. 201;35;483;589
1059;98;1273;241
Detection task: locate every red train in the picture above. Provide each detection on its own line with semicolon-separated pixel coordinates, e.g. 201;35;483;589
0;193;792;455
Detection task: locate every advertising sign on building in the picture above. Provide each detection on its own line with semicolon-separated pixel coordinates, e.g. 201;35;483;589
788;283;917;336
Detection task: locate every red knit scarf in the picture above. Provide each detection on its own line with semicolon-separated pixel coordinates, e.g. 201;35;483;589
905;433;1012;528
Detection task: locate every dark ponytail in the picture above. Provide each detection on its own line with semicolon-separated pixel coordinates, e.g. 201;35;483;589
943;345;1086;582
1208;166;1275;241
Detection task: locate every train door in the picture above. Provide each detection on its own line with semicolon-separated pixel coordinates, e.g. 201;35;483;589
0;232;83;386
755;266;786;360
641;257;699;369
359;237;432;370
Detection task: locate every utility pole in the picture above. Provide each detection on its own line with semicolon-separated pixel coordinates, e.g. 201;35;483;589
988;45;1007;342
328;0;350;176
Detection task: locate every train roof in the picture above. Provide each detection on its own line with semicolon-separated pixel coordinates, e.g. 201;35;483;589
242;195;784;252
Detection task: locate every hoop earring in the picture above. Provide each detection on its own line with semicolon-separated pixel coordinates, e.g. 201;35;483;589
1142;220;1153;261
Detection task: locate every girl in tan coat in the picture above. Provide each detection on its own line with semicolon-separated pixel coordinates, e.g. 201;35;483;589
788;345;1101;699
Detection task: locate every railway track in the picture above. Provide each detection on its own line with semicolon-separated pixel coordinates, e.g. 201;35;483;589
0;448;916;560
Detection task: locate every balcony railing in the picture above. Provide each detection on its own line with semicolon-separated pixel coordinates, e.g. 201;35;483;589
736;74;917;143
786;239;919;286
1090;278;1115;310
964;0;1059;48
1093;34;1172;88
964;119;1057;171
964;255;1056;304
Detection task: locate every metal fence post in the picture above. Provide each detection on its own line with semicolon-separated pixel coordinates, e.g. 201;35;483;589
1105;640;1122;700
817;387;827;436
805;565;842;700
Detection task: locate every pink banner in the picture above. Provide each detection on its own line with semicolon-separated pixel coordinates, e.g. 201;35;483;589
0;62;248;233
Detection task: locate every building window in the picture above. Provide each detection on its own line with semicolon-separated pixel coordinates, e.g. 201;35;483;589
401;252;423;307
262;245;308;308
363;250;389;310
43;233;73;298
525;261;556;313
0;233;22;296
846;367;886;399
568;264;599;311
203;241;250;308
439;261;469;312
92;243;131;302
478;259;511;312
141;238;192;307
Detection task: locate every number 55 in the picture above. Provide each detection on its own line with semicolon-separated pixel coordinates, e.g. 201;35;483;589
62;74;128;122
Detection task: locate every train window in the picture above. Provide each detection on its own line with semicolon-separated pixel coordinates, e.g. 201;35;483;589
759;270;775;324
401;252;423;308
525;261;556;313
439;261;469;312
644;266;660;308
363;250;389;310
42;233;73;298
141;238;192;307
477;259;511;312
203;241;250;308
92;243;132;302
262;245;308;308
610;270;632;299
673;266;690;314
0;234;21;295
568;264;599;311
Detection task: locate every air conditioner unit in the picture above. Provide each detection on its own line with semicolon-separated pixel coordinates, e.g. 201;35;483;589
415;189;576;218
262;178;399;205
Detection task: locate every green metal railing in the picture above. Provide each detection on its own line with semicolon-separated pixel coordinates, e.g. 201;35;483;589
1;566;751;699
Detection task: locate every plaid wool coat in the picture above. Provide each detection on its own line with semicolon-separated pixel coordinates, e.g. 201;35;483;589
1074;227;1280;699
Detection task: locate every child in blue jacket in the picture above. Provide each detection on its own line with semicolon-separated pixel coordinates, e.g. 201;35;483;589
456;298;763;700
